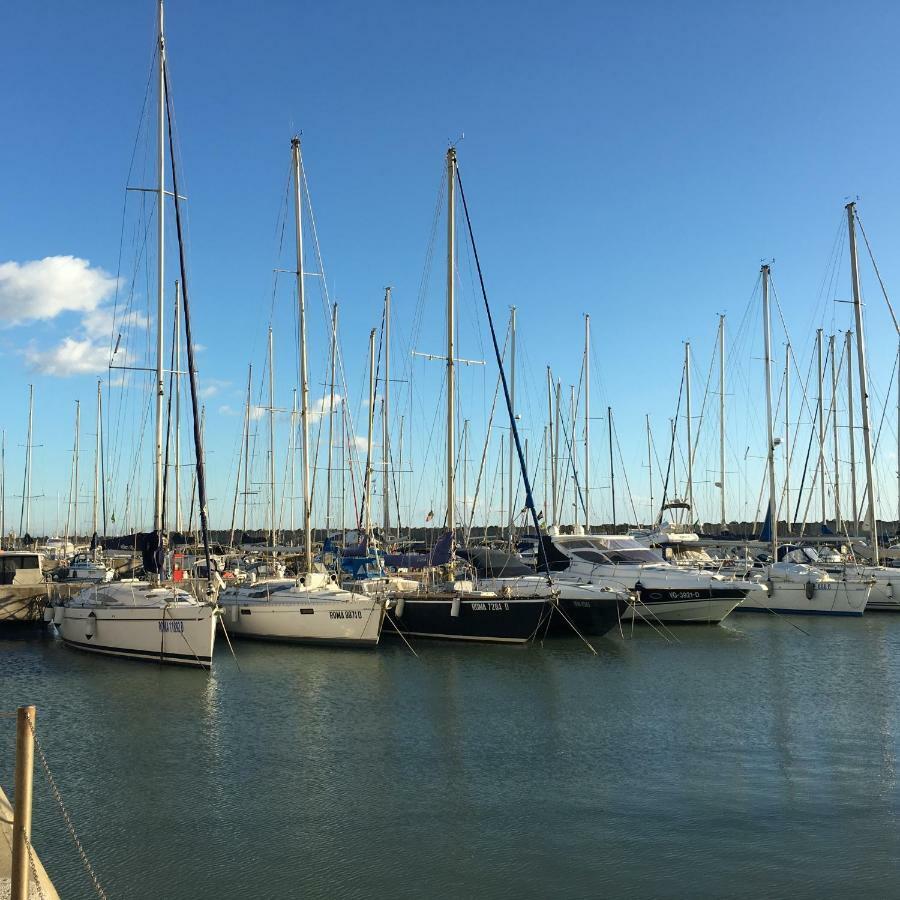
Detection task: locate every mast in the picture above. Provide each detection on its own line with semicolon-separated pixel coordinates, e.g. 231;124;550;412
499;433;505;536
685;341;693;518
762;265;778;559
267;326;276;549
830;333;841;527
290;388;297;537
554;380;562;525
446;146;457;540
1;429;5;549
93;381;101;536
785;343;791;530
507;306;517;543
462;419;469;537
73;401;80;540
571;385;577;529
242;364;252;536
542;425;548;524
847;202;879;563
20;385;33;538
154;0;166;536
174;280;182;533
547;367;557;527
326;304;338;535
364;327;376;534
845;330;857;532
608;406;616;529
383;287;391;541
816;328;826;524
646;414;653;527
584;314;590;533
718;315;726;530
292;137;313;572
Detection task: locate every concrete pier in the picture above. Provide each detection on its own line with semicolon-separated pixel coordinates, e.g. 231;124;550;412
0;786;59;900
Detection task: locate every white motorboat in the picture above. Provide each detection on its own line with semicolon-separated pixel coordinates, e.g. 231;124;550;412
540;534;752;624
219;572;385;647
51;582;217;667
64;551;114;583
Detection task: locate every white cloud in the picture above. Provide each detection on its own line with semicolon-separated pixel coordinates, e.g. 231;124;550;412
0;256;117;325
351;435;368;451
200;378;230;399
250;405;266;421
82;306;146;339
308;394;343;423
218;404;236;416
25;338;113;377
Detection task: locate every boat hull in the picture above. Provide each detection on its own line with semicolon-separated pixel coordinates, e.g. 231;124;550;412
388;595;547;643
736;578;869;616
624;587;745;624
546;595;626;637
58;604;216;667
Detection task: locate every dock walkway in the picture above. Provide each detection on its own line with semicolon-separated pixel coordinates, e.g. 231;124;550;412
0;785;59;900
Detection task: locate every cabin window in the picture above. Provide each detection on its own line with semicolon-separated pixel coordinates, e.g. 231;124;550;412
572;550;610;565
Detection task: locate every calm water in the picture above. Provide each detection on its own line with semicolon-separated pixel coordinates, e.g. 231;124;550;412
2;615;899;899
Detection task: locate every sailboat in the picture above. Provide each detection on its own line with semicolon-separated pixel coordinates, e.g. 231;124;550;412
50;1;217;667
218;138;386;648
736;260;871;616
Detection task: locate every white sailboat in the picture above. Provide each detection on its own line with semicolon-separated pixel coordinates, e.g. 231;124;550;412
736;261;871;617
51;1;217;667
218;137;386;647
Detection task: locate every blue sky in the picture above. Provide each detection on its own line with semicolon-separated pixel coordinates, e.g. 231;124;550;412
2;0;900;536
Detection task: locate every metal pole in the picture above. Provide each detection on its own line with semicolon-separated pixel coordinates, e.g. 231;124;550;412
93;381;101;537
507;306;516;543
817;328;826;524
174;281;182;533
785;343;791;530
846;330;857;533
830;334;841;527
10;705;36;900
1;429;5;549
571;385;578;530
462;419;469;537
73;401;80;541
499;433;505;537
608;406;616;529
542;425;548;524
547;367;557;527
154;0;165;535
584;313;590;533
21;385;33;537
554;380;561;525
242;364;251;536
446;147;457;541
762;265;778;559
267;326;276;549
719;315;726;529
685;341;693;518
292;137;313;573
290;389;297;537
365;328;376;534
383;287;391;540
646;414;653;527
326;304;338;535
847;202;879;563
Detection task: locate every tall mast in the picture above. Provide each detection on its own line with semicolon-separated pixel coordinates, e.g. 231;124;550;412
845;330;857;532
816;329;826;524
785;343;791;530
608;406;616;529
542;425;548;524
646;414;653;527
554;380;562;524
382;287;391;540
242;364;252;535
154;0;166;535
547;367;557;527
93;382;101;536
174;280;182;533
462;419;469;537
73;400;80;539
1;429;5;549
571;385;578;530
20;385;33;537
290;388;297;537
830;333;841;527
446;147;457;540
326;304;338;535
267;326;276;550
718;315;726;530
584;314;590;533
685;341;693;518
364;327;376;534
499;433;505;536
847;202;879;563
292;137;313;572
762;265;778;559
507;306;517;543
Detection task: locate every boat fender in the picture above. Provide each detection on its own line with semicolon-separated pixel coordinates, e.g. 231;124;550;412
86;610;96;640
888;582;894;598
805;581;816;600
42;604;54;624
451;596;461;618
53;605;64;626
395;596;405;617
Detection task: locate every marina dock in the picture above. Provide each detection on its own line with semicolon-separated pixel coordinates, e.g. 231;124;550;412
0;786;59;900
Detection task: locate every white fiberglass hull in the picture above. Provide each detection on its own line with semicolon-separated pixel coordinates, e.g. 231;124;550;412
856;568;900;611
58;588;216;667
220;580;385;647
623;595;742;624
738;567;870;616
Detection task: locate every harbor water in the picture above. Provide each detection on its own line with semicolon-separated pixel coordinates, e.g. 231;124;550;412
2;615;899;898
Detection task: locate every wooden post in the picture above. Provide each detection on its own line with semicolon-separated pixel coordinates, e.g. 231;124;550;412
11;705;36;900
